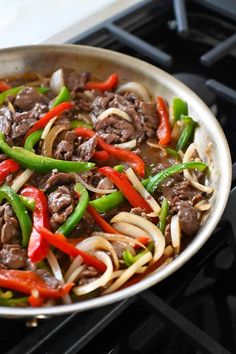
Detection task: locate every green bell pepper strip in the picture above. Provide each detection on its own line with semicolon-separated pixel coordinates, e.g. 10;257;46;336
165;147;180;159
0;185;32;247
123;242;154;267
24;129;43;153
147;161;207;194
172;97;188;122
89;190;125;213
0;86;24;105
158;198;169;233
19;195;35;211
51;86;71;108
57;183;89;236
113;164;124;172
71;120;93;129
0;132;94;173
176;116;197;151
0;296;28;307
36;86;50;94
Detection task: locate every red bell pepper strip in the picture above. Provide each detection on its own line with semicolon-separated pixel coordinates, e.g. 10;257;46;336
85;73;118;91
0;269;73;298
24;101;74;141
74;128;145;177
28;294;44;307
87;204;117;234
98;167;152;212
0;159;20;185
36;226;106;273
0;81;11;92
21;186;50;263
93;150;110;162
156;96;172;145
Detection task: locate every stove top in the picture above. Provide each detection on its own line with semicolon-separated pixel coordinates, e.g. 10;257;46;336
2;1;236;353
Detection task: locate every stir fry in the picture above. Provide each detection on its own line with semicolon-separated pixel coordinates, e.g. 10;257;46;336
0;70;213;307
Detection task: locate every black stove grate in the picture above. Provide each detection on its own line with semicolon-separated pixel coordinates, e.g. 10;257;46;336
2;1;236;353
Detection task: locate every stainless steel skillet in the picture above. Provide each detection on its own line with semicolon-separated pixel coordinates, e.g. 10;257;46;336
0;44;231;318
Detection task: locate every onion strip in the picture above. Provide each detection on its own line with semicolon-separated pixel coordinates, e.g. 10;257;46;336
116;82;150;102
42;124;67;157
67;265;86;284
194;200;212;211
92;232;146;249
103;251;152;294
76;174;117;194
77;236;119;269
170;214;181;250
64;255;83;282
111;212;165;262
11;169;34;192
97;107;132;123
47;250;71;304
50;68;64;94
183;143;213;194
126;167;160;213
112;222;150;239
73;251;113;296
41;117;57;140
115;139;137;149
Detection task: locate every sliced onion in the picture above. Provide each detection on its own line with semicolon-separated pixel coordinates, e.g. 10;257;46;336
50;68;64;94
112;222;150;239
64;255;83;282
183;143;213;194
111;212;165;262
110;266;147;281
170;214;181;249
164;245;174;257
97;107;132;123
67;265;86;284
8;101;15;113
41;117;58;140
77;236;119;269
115;139;137;149
116;82;150;102
147;141;167;152
47;250;71;304
194;200;212;211
42;124;67;157
97;177;114;191
103;251;152;294
92;232;146;249
11;169;34;192
73;251;113;296
76;174;117;194
126;167;160;213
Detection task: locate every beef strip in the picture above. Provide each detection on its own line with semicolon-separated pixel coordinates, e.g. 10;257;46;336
0;244;27;269
44;172;76;191
78;266;99;285
177;200;200;236
162;180;202;207
14;87;49;111
90;92;158;144
0;107;13;142
12;103;48;139
63;69;90;92
48;185;76;230
53;131;96;162
36;269;60;289
0;204;20;245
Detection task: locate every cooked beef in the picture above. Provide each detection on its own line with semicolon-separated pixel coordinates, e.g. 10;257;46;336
162;180;201;207
90;92;158;143
0;107;13;138
73;213;95;237
54;131;96;161
48;185;76;230
79;170;102;187
95;116;135;144
0;204;20;245
44;172;76;191
177;200;200;236
75;135;97;161
78;266;99;285
12;103;47;139
14;87;49;111
0;244;27;269
36;269;60;289
63;69;90;92
130;207;147;218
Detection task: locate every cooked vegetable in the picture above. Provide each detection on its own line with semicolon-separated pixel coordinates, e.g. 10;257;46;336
0;86;24;105
176;116;197;151
85;73;118;91
21;186;50;262
89;191;125;212
172;97;188;122
0;159;20;185
116;81;150;101
156;96;172;145
51;86;71;108
57;183;89;236
24;130;43;153
0;184;32;247
159;198;169;234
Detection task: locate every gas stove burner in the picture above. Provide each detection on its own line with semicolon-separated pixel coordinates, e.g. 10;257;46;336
173;73;216;107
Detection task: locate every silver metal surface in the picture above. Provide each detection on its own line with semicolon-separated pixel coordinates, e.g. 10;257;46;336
0;45;232;318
